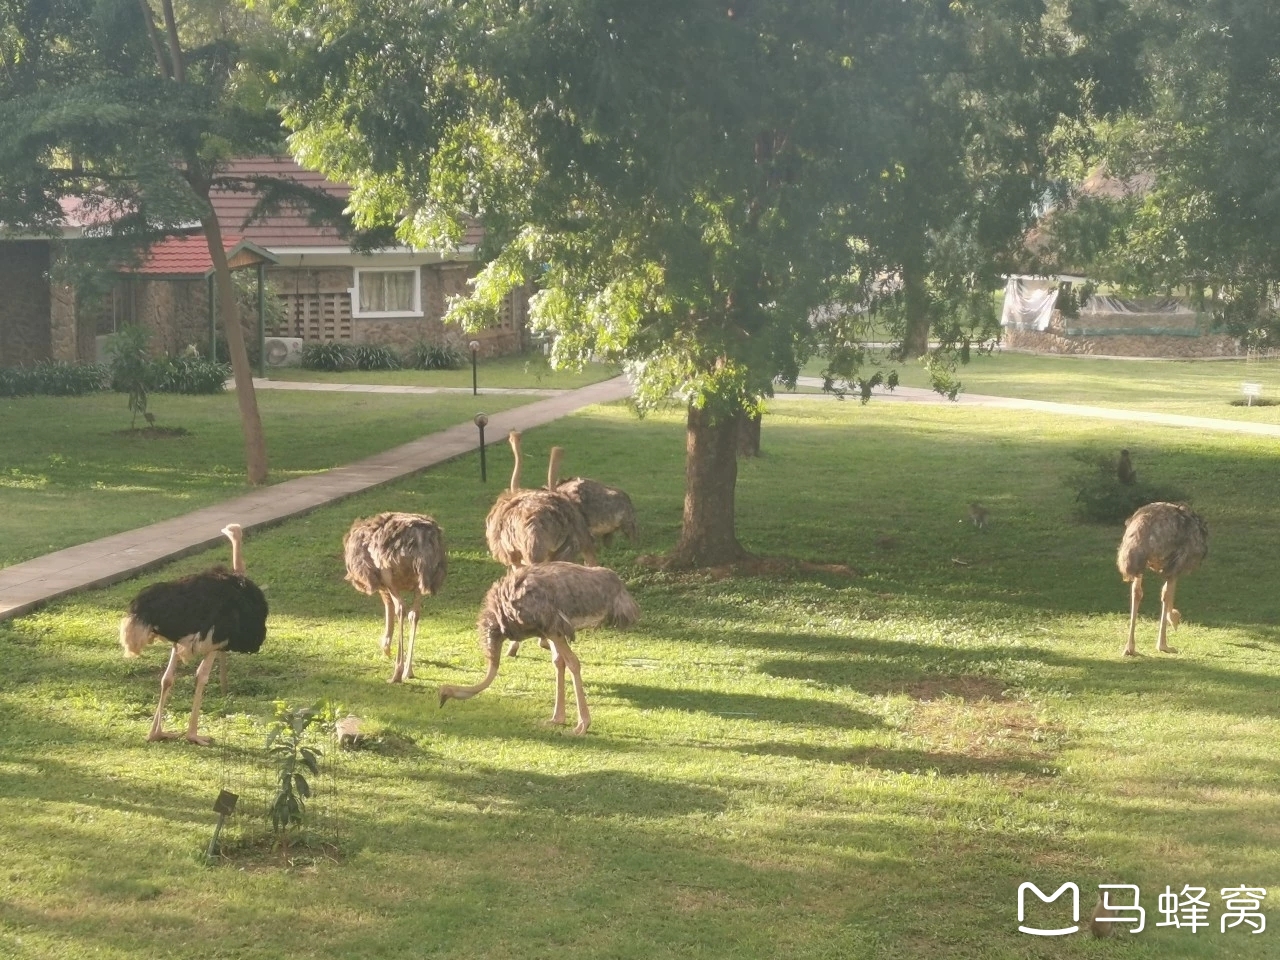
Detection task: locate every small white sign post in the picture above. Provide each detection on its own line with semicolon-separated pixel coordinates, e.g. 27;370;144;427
1242;382;1263;407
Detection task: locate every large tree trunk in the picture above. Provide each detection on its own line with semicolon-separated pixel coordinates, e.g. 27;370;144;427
900;254;930;360
672;406;746;567
202;212;269;485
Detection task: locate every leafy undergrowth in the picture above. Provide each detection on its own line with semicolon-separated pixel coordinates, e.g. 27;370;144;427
2;399;1279;959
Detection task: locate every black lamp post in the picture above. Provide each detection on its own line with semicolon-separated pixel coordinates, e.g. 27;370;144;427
470;340;481;396
474;412;489;482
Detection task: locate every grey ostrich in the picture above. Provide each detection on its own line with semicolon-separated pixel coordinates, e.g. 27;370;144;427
438;563;640;734
1117;501;1208;656
485;431;596;568
344;512;448;682
546;445;638;548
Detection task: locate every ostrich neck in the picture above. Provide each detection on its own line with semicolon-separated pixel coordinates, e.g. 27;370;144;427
547;448;563;489
510;447;522;493
227;536;244;575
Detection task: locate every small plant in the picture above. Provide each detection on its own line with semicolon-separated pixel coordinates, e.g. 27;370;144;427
404;341;466;370
1066;450;1188;525
350;343;401;370
300;341;355;372
106;325;152;428
266;701;329;857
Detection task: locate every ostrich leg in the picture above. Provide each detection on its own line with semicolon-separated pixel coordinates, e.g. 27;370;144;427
147;645;183;741
550;638;590;735
217;650;229;694
547;640;567;725
1157;579;1179;654
402;594;421;681
183;651;218;746
389;595;407;683
506;639;522;658
378;590;395;657
1124;577;1144;657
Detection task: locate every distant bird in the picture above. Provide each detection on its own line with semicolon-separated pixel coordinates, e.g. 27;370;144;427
486;431;597;657
120;524;267;745
546;445;639;548
1117;449;1137;486
967;503;989;530
439;563;640;735
343;512;447;683
1117;502;1208;656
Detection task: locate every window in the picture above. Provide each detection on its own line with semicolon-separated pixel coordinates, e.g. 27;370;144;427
351;267;421;317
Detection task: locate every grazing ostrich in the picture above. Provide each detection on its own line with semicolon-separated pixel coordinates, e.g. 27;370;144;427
1117;502;1209;657
343;512;447;683
439;563;640;734
546;446;639;548
120;524;267;745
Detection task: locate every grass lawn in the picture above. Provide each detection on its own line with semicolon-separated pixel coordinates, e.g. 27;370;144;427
800;349;1280;422
3;398;1280;958
267;353;619;390
0;391;532;567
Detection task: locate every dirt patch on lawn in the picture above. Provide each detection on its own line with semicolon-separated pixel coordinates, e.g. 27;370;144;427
639;553;862;580
112;426;191;439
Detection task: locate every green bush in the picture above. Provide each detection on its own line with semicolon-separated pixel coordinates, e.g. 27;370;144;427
107;326;152;427
150;357;231;394
404;341;466;370
301;341;355;372
350;343;401;371
0;361;109;397
1066;451;1188;525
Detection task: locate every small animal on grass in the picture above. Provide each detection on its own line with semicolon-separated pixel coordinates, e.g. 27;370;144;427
343;512;447;683
1117;501;1208;657
119;523;267;745
967;503;989;530
1117;449;1137;486
438;563;640;735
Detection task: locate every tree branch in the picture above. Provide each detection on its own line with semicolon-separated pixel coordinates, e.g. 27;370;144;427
135;0;172;80
159;0;186;83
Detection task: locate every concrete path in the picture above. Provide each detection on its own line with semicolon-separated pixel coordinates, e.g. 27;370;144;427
251;378;563;397
778;377;1280;439
0;375;632;622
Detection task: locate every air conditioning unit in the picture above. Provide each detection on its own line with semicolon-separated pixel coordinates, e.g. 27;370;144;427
263;337;304;368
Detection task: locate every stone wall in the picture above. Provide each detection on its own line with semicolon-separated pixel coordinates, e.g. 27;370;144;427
0;241;53;366
1004;309;1250;359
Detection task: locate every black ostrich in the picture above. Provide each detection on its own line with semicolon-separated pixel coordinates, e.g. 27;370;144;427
119;524;267;745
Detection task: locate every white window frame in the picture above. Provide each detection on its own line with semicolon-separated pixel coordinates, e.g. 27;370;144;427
349;266;423;318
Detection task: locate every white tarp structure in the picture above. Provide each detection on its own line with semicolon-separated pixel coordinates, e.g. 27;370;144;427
1000;277;1059;331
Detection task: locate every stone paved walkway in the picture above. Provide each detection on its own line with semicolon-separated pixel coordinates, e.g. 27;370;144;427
0;375;632;622
779;377;1280;438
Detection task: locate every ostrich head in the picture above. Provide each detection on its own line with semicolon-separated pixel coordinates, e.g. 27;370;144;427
438;613;504;706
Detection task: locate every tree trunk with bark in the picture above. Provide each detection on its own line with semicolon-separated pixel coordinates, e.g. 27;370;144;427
672;405;746;567
737;411;761;458
900;255;930;359
202;211;269;484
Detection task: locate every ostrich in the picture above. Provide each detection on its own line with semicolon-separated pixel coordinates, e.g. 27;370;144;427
119;523;267;745
486;431;596;568
1117;501;1208;657
343;512;447;683
546;446;639;548
439;563;640;734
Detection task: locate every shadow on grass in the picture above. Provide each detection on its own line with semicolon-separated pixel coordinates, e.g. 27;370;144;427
711;740;1058;778
604;681;881;730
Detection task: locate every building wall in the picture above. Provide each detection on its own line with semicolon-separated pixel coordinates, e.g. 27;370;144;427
1004;320;1248;359
0;241;53;366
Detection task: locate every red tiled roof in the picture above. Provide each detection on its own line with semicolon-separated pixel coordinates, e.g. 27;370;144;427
59;195;137;229
119;234;274;277
211;156;484;250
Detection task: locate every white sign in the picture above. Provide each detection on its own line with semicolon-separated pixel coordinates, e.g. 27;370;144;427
1243;382;1263;406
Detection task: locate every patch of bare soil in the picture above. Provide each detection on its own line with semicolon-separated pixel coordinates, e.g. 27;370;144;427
638;553;862;580
112;426;191;439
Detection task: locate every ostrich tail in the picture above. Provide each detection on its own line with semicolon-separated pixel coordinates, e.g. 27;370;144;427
608;587;641;629
119;615;154;657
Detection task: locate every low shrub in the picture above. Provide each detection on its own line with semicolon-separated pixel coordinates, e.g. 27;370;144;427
350;343;401;371
150;357;231;394
300;341;355;372
0;361;109;397
404;341;466;370
1066;451;1188;525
